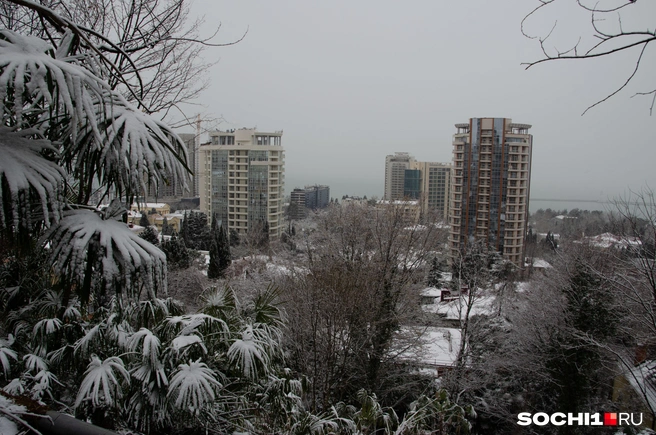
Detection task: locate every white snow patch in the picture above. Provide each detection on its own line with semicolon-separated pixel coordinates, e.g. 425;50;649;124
395;326;462;367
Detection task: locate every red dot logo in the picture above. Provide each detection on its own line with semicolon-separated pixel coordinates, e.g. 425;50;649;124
604;413;617;426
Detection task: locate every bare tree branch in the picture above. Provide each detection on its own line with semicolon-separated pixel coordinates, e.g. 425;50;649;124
522;0;656;114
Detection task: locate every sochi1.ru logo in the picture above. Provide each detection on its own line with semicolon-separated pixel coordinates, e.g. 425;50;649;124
517;412;643;426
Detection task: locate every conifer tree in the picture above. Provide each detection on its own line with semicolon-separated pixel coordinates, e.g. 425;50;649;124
208;217;230;279
139;213;151;228
139;226;159;246
161;217;173;236
426;256;443;288
261;220;270;249
180;212;190;245
161;234;191;269
229;228;240;247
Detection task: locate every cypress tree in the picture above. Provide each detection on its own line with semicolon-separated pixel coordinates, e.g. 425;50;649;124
208;217;230;279
426;256;443;288
180;211;189;245
162;217;173;236
139;213;150;228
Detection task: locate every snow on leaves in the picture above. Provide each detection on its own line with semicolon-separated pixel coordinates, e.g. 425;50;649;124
45;206;167;300
227;325;271;380
0;30;105;132
0;128;64;228
75;355;130;409
168;359;221;413
0;335;17;378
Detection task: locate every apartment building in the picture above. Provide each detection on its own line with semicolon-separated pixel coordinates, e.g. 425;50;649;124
384;153;451;219
384;152;416;201
199;128;285;239
449;118;532;266
408;161;452;219
289;185;330;220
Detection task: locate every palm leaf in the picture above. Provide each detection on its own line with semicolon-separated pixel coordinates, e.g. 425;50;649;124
168;359;221;413
0;128;64;228
227;325;270;380
75;355;130;408
44;203;166;302
0;29;105;133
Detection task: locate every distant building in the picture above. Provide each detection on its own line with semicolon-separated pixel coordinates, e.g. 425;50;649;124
384;152;416;201
384;153;452;219
198;128;285;239
449;118;533;267
408;161;452;219
341;195;368;206
147;133;196;201
289;185;330;220
376;200;421;223
289;189;308;220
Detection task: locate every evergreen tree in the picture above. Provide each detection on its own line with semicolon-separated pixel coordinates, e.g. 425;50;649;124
208;217;230;279
139;226;159;246
229;228;240;247
161;217;173;236
161;234;191;269
180;212;190;245
139;213;150;228
184;211;211;250
426;256;444;288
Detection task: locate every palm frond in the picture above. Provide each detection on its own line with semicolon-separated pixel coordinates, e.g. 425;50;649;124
44;204;166;302
75;355;130;408
0;335;17;378
0;29;105;132
0;128;64;228
227;325;270;380
168;359;221;413
129;328;160;366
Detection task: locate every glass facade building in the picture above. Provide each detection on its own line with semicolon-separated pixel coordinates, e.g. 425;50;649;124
199;128;284;239
449;118;532;267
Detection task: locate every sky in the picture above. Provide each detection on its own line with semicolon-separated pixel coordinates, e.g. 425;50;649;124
181;0;656;210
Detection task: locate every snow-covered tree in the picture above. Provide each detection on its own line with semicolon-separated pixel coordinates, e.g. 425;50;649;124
139;226;159;246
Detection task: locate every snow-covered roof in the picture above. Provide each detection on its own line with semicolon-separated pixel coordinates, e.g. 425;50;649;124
422;295;495;320
395;326;462;367
131;202;169;209
587;232;642;249
525;258;552;269
420;287;442;298
377;200;419;206
623;360;656;412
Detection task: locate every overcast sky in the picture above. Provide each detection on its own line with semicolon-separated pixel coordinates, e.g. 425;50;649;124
183;0;656;209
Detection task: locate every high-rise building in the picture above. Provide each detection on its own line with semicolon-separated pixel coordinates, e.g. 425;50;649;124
407;161;452;219
146;133;196;201
385;153;452;219
448;118;532;266
289;185;330;220
199;128;285;239
384;152;416;201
